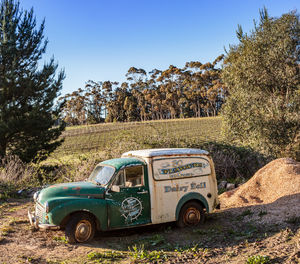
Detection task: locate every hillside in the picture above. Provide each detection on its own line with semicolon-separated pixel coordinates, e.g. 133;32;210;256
51;117;222;159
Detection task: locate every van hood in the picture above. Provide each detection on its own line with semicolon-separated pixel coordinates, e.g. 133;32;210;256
37;181;105;203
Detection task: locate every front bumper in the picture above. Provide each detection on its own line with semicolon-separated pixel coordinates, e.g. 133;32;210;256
28;210;60;230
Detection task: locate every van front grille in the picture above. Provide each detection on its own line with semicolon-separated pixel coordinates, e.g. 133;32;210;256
35;202;44;223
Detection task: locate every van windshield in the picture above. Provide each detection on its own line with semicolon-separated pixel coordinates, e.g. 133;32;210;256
88;165;115;185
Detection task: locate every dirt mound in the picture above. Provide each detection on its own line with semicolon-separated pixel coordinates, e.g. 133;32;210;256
220;158;300;208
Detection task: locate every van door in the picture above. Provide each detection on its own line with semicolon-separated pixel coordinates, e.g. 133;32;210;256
107;165;151;229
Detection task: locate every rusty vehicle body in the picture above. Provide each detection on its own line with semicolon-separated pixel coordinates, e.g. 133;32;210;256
28;148;219;243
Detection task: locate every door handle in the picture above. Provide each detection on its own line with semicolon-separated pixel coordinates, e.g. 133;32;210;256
137;190;148;194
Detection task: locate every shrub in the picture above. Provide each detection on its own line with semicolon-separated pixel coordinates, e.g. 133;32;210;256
246;255;270;264
222;9;300;160
190;142;269;181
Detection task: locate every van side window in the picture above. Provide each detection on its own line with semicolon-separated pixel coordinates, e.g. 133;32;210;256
113;170;125;187
125;166;144;187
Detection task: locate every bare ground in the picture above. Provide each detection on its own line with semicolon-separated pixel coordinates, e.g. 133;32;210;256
0;197;299;264
1;158;299;263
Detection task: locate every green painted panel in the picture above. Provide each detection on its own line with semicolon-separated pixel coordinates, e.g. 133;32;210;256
107;165;151;229
48;198;108;230
37;182;108;230
38;182;105;205
101;158;145;171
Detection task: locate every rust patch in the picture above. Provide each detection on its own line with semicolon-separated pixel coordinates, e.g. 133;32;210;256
72;187;81;190
63;187;68;190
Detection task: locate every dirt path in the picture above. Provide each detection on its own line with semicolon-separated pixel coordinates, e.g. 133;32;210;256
0;198;299;264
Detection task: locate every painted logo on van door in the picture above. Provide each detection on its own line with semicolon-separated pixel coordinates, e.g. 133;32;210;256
120;197;142;222
153;158;211;180
160;162;207;175
164;182;206;193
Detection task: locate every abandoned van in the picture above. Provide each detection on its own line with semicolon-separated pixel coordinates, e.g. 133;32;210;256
28;148;220;243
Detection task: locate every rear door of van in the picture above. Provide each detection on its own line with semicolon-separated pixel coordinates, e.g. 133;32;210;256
149;156;212;224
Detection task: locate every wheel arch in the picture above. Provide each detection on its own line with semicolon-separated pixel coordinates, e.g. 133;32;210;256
60;210;101;231
175;192;209;221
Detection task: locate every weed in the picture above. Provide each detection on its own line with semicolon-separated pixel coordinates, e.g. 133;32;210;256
258;211;268;217
246;255;270;264
281;228;294;241
236;209;254;220
164;226;172;233
227;224;257;240
285;216;300;224
53;236;68;244
0;225;14;236
131;234;166;249
129;244;168;263
87;250;125;262
193;227;221;236
241;209;254;217
149;234;165;246
218;187;226;194
20;255;42;263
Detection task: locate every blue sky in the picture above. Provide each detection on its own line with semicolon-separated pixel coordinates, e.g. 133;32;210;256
21;0;299;95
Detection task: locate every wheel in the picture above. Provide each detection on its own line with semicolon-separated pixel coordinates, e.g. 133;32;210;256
177;201;205;228
65;213;95;243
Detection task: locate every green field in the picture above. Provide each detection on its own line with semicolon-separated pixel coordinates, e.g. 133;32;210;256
52;117;223;161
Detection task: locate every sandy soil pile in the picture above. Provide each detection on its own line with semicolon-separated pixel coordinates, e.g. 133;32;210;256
220;158;300;208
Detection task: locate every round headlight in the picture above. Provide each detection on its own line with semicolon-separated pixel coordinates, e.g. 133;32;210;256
33;192;38;202
45;201;49;213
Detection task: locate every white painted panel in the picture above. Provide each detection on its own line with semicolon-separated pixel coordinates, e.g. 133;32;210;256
150;175;211;224
152;157;211;180
122;148;209;158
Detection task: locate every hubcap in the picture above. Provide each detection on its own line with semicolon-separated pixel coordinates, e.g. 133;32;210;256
184;207;201;226
75;220;92;242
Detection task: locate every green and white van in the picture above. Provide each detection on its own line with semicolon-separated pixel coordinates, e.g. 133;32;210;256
28;148;220;243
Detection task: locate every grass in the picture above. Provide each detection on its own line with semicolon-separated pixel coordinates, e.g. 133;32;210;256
258;211;268;217
285;216;300;224
129;244;169;263
87;250;125;263
131;234;167;249
246;255;270;264
51;117;222;160
53;235;68;244
0;116;267;198
236;209;254;220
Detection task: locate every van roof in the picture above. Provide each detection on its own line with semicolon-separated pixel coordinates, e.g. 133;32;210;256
122;148;209;158
100;157;145;170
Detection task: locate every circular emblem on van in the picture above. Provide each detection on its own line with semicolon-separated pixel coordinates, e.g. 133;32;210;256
121;197;142;222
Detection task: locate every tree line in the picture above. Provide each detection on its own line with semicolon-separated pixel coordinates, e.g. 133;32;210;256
59;55;226;125
0;0;298;162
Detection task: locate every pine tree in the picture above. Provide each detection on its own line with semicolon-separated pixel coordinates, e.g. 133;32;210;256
0;0;65;162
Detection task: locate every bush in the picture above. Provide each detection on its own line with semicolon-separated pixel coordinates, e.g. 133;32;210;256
246;255;270;264
0;156;39;198
200;142;269;181
222;9;300;160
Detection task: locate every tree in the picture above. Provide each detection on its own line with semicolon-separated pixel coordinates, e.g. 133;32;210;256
222;8;300;159
60;88;86;125
0;0;65;162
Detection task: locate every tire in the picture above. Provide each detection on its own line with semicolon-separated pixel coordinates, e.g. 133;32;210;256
65;213;95;243
176;201;205;228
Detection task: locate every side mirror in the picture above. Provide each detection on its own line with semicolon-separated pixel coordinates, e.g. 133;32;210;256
111;185;120;192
